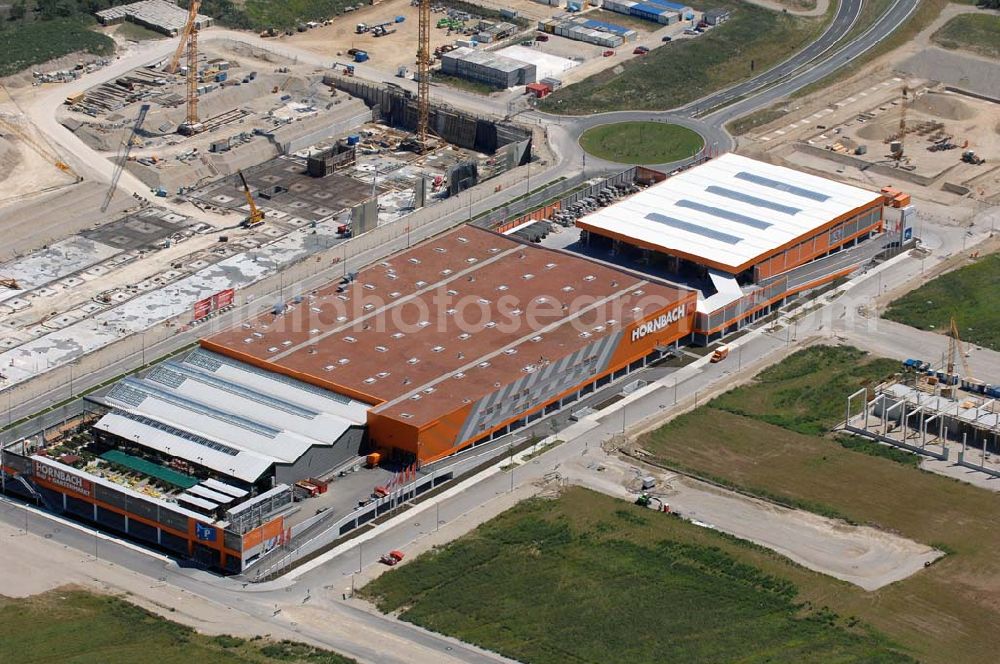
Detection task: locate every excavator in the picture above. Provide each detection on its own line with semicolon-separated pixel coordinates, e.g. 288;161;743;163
238;170;265;228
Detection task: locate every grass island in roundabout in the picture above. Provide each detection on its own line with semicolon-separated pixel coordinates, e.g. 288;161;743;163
579;121;704;165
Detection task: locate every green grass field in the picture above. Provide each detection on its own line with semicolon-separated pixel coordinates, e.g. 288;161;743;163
578;122;704;164
635;345;1000;663
931;12;1000;59
114;22;167;42
711;345;900;435
539;1;829;114
883;253;1000;352
0;590;355;664
0;18;114;78
363;488;914;664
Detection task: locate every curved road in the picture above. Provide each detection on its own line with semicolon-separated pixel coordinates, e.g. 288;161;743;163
6;1;922;662
544;0;919;172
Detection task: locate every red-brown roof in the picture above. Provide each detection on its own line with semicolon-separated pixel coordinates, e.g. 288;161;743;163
202;226;690;427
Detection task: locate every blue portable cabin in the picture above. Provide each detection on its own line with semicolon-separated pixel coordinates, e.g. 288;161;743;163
628;1;673;24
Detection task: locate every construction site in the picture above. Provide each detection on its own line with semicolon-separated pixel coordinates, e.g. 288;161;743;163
794;85;996;193
744;20;999;210
0;0;535;406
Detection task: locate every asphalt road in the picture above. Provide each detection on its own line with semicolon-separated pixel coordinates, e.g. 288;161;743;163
0;2;943;661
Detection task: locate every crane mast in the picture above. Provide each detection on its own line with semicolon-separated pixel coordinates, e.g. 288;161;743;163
417;0;431;151
166;1;202;134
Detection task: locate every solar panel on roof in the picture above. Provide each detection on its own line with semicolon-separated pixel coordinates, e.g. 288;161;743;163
125;377;281;439
675;200;772;230
165;361;319;419
705;185;801;216
644;213;742;245
114;411;241;456
734;171;831;202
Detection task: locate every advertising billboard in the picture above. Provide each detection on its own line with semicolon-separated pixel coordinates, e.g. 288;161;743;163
193;297;212;320
212;288;235;310
193;289;236;320
32;459;92;498
241;516;285;552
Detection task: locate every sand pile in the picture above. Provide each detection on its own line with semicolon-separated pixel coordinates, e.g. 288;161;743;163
911;92;974;121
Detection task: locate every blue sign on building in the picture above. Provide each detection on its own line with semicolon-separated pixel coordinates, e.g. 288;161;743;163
195;522;217;542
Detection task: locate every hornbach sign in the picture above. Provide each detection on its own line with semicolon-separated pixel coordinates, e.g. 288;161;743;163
33;459;92;498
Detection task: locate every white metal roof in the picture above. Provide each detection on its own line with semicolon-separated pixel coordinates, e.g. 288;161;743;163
95;350;366;483
181;350;368;425
576;153;883;272
202;478;248;498
93;412;274;483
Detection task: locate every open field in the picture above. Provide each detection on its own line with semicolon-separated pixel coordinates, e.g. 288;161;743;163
0;18;114;78
883;253;1000;352
635;345;1000;664
711;345;900;435
931;12;1000;60
112;21;168;42
363;487;915;664
0;589;356;664
539;1;829;114
579;121;704;164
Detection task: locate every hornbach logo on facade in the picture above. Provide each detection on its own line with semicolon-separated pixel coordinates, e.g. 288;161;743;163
631;305;687;343
33;460;92;498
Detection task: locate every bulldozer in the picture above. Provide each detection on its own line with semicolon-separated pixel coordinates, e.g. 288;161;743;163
961;150;985;166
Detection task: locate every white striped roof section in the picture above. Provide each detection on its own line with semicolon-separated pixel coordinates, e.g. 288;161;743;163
576;153;883;273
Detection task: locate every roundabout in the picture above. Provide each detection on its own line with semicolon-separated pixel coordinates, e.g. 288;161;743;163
578;121;705;166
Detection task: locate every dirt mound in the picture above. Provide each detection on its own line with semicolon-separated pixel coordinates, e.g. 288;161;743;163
855;117;898;141
911;92;974;121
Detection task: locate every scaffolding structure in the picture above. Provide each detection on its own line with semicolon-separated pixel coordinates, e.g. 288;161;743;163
845;382;1000;476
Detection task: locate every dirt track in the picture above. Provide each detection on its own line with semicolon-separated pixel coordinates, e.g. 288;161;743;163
559;452;942;591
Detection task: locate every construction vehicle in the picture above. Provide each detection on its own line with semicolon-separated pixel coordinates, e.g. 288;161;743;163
332;62;356;76
961;150;985;165
165;0;203;135
101;103;150;213
372;25;396;37
0;115;76;179
903;358;930;372
0;277;20;290
237;170;265;228
710;344;730;363
1;84;77;180
635;494;670;512
379;550;405;566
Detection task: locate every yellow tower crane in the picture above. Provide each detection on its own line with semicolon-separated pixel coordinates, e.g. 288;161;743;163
416;0;431;151
166;0;203;135
891;85;909;162
946;316;973;381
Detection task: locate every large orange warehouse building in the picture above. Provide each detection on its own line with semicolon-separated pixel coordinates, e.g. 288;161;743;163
203;226;696;463
575;153;889;342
